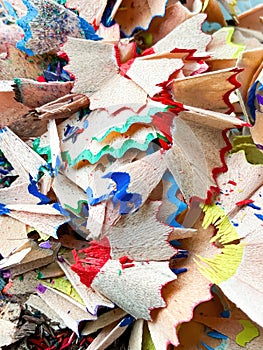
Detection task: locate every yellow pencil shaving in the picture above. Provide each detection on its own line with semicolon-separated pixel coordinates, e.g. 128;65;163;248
202;0;210;12
195;244;244;285
236;320;259;347
220;27;245;59
202;204;240;244
43;277;85;305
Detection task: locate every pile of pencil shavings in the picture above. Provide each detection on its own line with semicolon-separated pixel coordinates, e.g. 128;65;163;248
0;0;263;349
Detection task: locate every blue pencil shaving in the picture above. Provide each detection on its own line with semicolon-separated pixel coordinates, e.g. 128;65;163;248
16;0;100;56
201;342;215;350
171;268;187;275
28;174;50;205
119;315;135;327
172;249;189;259
207;331;228;340
62;125;83;143
162;170;187;227
2;0;18;20
173;253;188;259
220;310;230;318
255;213;263;221
86;186;110;206
248;203;261;210
247;81;258;122
169;239;182;247
52;202;70;216
211;285;231;318
0;203;10;215
0;169;9;175
103;172;142;215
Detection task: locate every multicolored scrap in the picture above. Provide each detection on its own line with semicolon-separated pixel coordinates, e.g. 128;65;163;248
0;0;263;349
